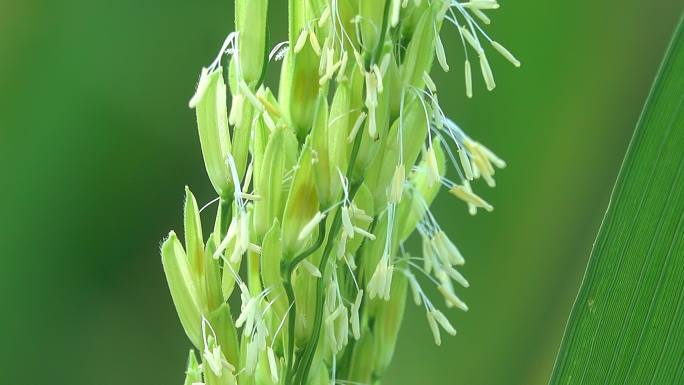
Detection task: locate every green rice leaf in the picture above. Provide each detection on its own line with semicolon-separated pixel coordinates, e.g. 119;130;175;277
549;17;684;385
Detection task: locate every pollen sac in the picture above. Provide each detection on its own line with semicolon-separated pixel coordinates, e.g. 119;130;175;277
235;0;268;86
191;68;233;199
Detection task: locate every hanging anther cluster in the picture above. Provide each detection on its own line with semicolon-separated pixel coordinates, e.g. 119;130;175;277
162;1;518;384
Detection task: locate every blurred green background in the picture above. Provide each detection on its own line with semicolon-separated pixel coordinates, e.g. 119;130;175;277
1;1;682;384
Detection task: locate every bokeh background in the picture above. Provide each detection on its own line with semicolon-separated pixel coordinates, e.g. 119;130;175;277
1;1;682;384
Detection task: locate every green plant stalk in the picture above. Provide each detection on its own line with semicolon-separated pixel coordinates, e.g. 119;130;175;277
549;15;684;385
293;3;393;381
292;106;367;385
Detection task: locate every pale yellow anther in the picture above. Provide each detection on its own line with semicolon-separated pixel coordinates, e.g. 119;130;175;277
431;309;457;335
318;5;331;27
335;51;349;82
423;71;437;92
464;60;473;98
449;184;493;211
463;180;478;215
426;145;441;187
347;112;367;142
294;29;308;53
460;26;483;54
298;211;326;241
341;206;355;238
458;149;473;180
350;289;363;339
436;35;450;72
353;226;376;240
407;272;423;305
367;105;378;139
446;265;469;288
438;285;469;311
479;53;496;91
479;143;507;168
471;8;491;24
267;347;279;383
464;0;500;10
301;259;322;278
492;41;521;67
372;64;384;93
309;30;321;56
391;0;401;27
426;310;441;345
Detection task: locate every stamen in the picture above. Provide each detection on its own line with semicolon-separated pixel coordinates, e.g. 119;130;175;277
423;72;437;92
267;346;279;382
309;30;322;55
426;145;441;187
301;259;322;278
435;31;450;72
471;8;491;24
459;26;483;54
479;53;496;91
426;310;442;345
461;1;500;10
391;0;401;27
294;29;308;53
318;5;331;27
353;226;376;240
438;285;469;311
347;112;367;143
341;206;355;238
449;184;493;211
350;289;363;339
298;211;326;241
464;59;473;98
492;40;520;67
431;309;457;335
456;148;472;180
